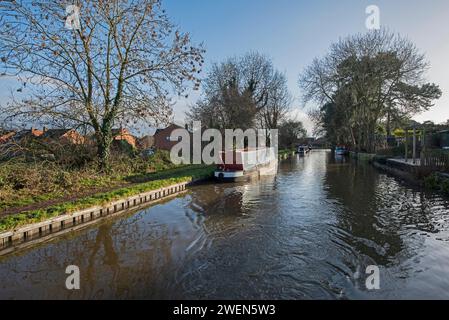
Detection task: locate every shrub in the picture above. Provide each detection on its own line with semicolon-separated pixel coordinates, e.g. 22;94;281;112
376;145;406;157
54;171;73;189
424;173;449;195
424;174;440;190
441;179;449;194
147;150;179;172
0;150;187;212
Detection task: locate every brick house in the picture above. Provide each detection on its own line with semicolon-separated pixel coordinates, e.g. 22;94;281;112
41;129;85;145
1;128;45;145
112;128;137;149
30;128;44;137
137;135;155;150
0;131;16;144
154;124;187;151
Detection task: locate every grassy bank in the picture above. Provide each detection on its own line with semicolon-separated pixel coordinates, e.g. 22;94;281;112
0;151;184;211
279;149;295;157
0;150;215;232
0;164;214;232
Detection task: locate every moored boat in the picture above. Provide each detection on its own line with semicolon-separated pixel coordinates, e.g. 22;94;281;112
214;147;278;182
335;145;349;156
296;145;311;156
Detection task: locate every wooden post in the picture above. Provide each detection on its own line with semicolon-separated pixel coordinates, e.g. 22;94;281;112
413;127;417;165
421;128;426;167
405;128;408;163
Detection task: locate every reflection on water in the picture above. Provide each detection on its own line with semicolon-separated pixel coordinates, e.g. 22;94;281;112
333;154;347;164
1;150;449;299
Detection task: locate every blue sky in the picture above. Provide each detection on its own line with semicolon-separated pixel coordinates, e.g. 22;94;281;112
164;0;449;132
1;0;448;133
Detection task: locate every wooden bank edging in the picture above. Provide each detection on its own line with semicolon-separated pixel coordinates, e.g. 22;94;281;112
0;181;189;255
372;161;421;185
349;151;377;162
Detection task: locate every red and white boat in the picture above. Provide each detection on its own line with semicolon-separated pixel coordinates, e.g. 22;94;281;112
214;147;278;182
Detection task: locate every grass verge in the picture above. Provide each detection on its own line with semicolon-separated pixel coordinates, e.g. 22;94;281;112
0;165;214;233
278;149;295;157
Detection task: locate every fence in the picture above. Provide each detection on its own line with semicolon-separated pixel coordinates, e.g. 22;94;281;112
420;149;449;172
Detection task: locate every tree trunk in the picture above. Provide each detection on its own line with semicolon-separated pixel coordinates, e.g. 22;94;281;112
97;130;113;172
350;127;357;150
386;111;391;137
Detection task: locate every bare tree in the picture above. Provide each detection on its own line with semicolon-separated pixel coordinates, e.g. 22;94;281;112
258;70;291;130
0;0;204;170
187;52;291;131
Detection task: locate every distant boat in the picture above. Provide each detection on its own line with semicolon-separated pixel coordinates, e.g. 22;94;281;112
215;147;278;182
335;146;349;156
296;145;311;156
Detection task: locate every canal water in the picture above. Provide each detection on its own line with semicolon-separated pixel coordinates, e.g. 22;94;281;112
1;150;449;299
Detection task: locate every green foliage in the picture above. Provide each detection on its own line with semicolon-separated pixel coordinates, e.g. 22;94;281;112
279;120;307;149
278;149;295;157
300;30;442;153
376;145;406;157
127;165;213;184
147;150;179;172
424;174;439;190
318;101;353;148
0;161;119;211
424;174;449;195
0;150;189;213
113;140;136;157
441;179;449;194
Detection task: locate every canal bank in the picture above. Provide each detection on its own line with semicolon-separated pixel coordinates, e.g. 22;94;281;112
0;165;215;256
349;151;447;188
2;150;449;299
349;151;426;186
0;153;299;256
346;150;449;202
0;181;190;256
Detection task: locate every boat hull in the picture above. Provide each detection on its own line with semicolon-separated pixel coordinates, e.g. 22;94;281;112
215;159;278;183
214;170;248;182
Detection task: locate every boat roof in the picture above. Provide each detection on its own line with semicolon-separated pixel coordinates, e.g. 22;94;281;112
223;147;273;152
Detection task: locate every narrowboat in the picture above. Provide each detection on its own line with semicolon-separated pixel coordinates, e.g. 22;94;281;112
335;146;349;156
214;147;278;182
